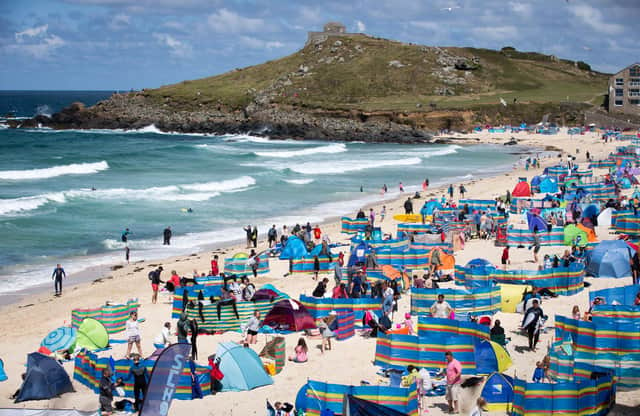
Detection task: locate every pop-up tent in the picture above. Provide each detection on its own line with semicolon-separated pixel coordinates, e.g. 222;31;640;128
216;342;273;391
539;177;558;194
563;224;588;247
263;299;316;331
279;236;308;260
512;180;531;197
74;318;108;352
526;213;547;233
0;358;6;382
480;372;514;412
14;353;74;403
348;241;370;267
343;395;409;416
474;340;512;374
586;240;633;278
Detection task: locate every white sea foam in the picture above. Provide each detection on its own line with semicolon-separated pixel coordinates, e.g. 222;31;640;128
0;161;109;180
290;157;422;175
254;143;347;158
284;178;315;185
0;176;255;216
421;145;461;158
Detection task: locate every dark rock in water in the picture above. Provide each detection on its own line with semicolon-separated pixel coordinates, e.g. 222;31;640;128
504;137;518;146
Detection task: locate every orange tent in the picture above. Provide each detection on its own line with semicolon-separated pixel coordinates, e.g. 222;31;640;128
381;264;411;290
577;223;598;242
437;252;456;273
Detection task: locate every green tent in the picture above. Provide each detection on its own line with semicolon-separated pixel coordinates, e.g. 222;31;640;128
563;224;588;247
73;318;109;352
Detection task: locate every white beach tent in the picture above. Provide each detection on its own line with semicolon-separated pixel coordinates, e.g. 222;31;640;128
597;208;613;228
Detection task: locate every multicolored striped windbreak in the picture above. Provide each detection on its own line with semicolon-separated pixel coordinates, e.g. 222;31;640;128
417;316;490;340
512;366;615;416
335;311;355;340
613;214;640;236
71;299;139;334
223;253;269;276
589;159;616;169
303;379;419;416
290;255;336;274
577;182;617;202
74;350;211;400
299;295;382;320
454;263;585;296
411;286;501;319
341;217;369;234
589;283;640;305
396;223;435;235
374;333;477;372
555;315;640;387
171;285;222;318
351;237;410;251
458;199;496;212
376;247;431;270
505;226;565;247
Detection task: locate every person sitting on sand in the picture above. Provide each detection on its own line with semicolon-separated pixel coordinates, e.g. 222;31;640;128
312;278;329;298
153;322;172;349
288;338;308;363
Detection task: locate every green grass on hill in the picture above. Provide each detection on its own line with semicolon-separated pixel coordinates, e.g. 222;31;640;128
143;35;608;113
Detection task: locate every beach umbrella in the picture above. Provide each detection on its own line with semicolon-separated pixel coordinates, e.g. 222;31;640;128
40;327;77;353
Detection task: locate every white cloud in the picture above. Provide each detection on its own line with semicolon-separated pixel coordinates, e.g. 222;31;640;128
239;36;285;50
569;4;624;35
15;24;49;42
472;26;518;42
153;33;192;58
11;24;66;58
207;8;265;33
355;20;366;32
509;2;532;17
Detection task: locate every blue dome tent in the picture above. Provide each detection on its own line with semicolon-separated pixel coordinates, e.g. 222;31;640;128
279;236;308;260
216;342;273;391
586;240;633;278
14;353;74;403
480;372;514;412
539;177;558;194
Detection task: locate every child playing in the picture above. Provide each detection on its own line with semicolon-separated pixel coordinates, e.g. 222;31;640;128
403;312;415;335
532;361;545;382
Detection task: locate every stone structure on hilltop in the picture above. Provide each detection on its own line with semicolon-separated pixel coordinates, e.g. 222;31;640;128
307;22;356;45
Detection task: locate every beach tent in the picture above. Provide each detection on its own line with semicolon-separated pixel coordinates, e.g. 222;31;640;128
563;224;588;247
499;284;531;313
0;359;6;382
216;342;273;391
348;241;369;267
480;373;514;412
512;180;531;198
526;213;547;233
381;265;411;290
586;240;632;278
539;177;558;194
41;327;77;353
343;395;409;416
74;318;108;352
576;223;597;242
474;340;512;374
465;258;495;277
0;411;100;416
263;299;316;331
582;204;600;220
14;353;74;403
279;236;308;260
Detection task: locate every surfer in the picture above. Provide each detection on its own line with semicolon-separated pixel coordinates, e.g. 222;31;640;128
121;228;131;243
163;226;172;245
522;299;545;352
52;263;66;296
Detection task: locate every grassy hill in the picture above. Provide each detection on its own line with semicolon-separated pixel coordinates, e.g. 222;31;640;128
142;34;607;114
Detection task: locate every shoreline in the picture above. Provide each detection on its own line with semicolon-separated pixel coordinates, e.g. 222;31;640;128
0;138;536;307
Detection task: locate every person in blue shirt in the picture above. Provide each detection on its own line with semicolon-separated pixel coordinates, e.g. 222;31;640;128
350;272;363;298
52;264;66;296
532;361;545;382
121;228;131;243
124;354;149;411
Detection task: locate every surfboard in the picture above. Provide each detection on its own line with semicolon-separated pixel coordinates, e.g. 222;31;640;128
393;214;425;223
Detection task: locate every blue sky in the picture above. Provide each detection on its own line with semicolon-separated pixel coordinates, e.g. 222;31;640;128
1;0;638;90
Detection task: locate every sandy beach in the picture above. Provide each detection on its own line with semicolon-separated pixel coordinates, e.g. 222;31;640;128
1;130;638;415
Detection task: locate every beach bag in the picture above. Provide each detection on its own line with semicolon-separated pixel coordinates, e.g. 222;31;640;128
148;271;154;281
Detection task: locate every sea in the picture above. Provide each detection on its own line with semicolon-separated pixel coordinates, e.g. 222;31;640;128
0;91;533;294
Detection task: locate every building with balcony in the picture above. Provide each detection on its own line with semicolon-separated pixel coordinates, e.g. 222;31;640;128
609;63;640;115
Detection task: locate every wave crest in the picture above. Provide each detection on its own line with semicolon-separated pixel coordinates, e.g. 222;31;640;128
290;157;422;175
254;143;346;158
0;161;109;180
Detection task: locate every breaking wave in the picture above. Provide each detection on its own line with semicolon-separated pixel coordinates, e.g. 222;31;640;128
0;161;109;180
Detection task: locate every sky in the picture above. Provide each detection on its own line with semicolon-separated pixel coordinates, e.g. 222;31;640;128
0;0;638;90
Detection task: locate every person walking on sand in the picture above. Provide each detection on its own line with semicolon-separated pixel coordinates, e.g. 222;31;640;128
404;197;413;214
448;184;454;199
251;226;258;248
381;205;386;222
52;263;66;296
459;184;466;198
445;351;462;413
149;266;164;304
125;246;130;264
163;226;172;245
522;299;544;352
125;311;143;358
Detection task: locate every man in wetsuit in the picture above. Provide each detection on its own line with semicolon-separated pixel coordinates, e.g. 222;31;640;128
124;355;149;411
121;228;131;243
52;264;66;296
163;226;172;245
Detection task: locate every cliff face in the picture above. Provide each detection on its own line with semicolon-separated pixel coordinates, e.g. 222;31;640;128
15;35;607;140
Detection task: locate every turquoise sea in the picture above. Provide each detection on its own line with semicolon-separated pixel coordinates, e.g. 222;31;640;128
0;91;531;293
